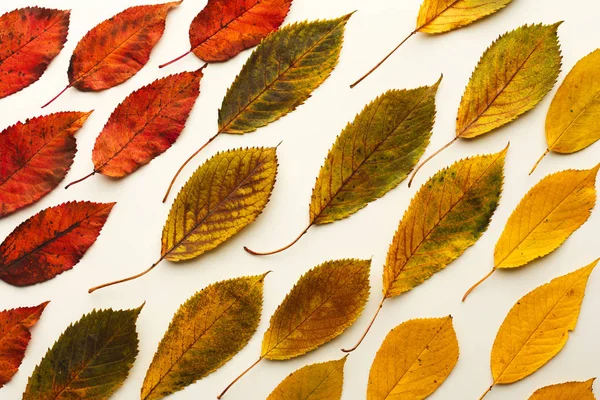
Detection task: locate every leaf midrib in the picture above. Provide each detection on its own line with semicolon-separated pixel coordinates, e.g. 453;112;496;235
548;90;600;150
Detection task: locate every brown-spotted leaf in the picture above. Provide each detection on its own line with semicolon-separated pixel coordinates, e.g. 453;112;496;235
0;7;69;99
0;112;92;218
529;379;596;400
0;302;49;388
0;201;115;286
141;274;266;400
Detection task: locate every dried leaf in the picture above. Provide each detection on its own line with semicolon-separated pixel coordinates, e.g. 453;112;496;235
267;357;347;400
529;379;596;400
479;259;599;399
532;49;600;173
0;7;69;99
0;201;115;286
367;317;459;400
0;302;49;388
141;274;266;400
23;306;142;400
245;78;441;255
0;111;92;218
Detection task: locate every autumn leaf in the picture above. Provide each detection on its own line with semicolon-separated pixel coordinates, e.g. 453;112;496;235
344;146;506;352
218;259;370;398
42;2;181;108
350;0;513;88
66;68;205;188
367;317;459;400
0;7;69;99
478;259;598;399
89;147;278;293
23;305;143;400
245;78;441;256
0;201;115;286
409;23;561;186
0;302;49;388
141;274;267;400
0;111;92;218
531;49;600;173
163;14;351;202
267;357;347;400
529;379;596;400
463;164;599;300
160;0;292;67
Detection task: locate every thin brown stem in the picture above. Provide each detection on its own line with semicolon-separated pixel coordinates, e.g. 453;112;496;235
88;258;163;294
462;269;496;302
65;171;96;189
342;297;385;352
350;30;417;89
529;149;549;175
244;224;312;256
42;84;71;109
408;137;457;188
162;131;221;203
159;50;192;69
479;384;493;400
217;357;263;399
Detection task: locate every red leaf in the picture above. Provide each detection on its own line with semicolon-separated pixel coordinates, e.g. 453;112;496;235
0;8;69;99
0;112;92;218
0;201;115;286
0;302;49;388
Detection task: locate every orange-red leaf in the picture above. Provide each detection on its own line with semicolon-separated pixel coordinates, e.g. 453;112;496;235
0;201;115;286
0;112;92;218
189;0;292;62
92;69;204;178
0;302;48;388
0;7;69;99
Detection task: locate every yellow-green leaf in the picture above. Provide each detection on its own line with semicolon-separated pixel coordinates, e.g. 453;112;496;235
218;15;351;135
141;274;267;400
529;379;596;400
483;259;598;396
267;357;347;400
367;317;459;400
417;0;513;34
457;23;562;139
23;306;142;400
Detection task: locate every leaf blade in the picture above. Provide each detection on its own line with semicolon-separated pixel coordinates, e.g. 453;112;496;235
417;0;513;34
529;379;596;400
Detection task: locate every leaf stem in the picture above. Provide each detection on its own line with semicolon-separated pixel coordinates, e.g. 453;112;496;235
159;50;193;69
217;357;263;399
65;171;96;189
462;269;496;302
162;131;221;203
479;384;493;400
350;30;417;89
408;137;457;188
529;149;549;175
42;84;72;109
342;297;385;352
244;224;312;256
88;258;163;294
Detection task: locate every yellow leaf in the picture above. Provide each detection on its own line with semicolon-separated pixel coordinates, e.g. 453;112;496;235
529;379;596;400
267;357;347;400
532;49;600;173
417;0;513;34
141;274;267;400
367;317;459;400
479;259;599;399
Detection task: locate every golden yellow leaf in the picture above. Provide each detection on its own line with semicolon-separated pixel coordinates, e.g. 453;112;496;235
531;49;600;173
529;379;596;400
479;259;598;399
267;357;347;400
367;317;459;400
141;274;267;400
417;0;513;34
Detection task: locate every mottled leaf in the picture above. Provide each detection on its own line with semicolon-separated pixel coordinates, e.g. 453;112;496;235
0;201;115;286
367;317;459;400
267;357;347;400
0;302;48;388
529;379;596;400
416;0;513;34
141;274;266;400
0;7;69;99
0;111;92;218
23;306;142;400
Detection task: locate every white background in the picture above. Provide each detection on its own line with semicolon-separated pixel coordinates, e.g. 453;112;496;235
1;0;599;399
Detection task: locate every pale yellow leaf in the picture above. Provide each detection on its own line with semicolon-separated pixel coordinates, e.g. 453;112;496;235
417;0;513;34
